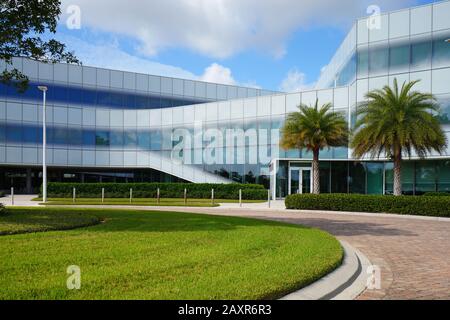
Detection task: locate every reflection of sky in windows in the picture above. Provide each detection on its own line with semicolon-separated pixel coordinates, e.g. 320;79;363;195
0;82;209;110
326;32;450;88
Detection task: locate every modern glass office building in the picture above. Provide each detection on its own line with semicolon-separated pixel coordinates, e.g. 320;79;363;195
1;1;450;196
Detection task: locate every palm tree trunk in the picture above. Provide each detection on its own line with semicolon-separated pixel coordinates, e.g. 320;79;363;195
312;149;320;194
393;154;402;196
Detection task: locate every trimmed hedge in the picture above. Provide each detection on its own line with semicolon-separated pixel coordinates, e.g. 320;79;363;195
43;183;268;200
285;193;450;217
423;192;450;197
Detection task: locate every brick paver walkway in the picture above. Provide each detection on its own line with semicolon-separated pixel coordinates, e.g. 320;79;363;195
147;207;450;300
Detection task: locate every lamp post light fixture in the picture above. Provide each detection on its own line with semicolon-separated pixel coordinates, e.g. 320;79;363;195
37;86;48;203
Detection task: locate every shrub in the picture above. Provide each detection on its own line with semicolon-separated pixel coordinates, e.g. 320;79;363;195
423;192;450;197
43;183;267;200
285;193;450;217
0;203;5;215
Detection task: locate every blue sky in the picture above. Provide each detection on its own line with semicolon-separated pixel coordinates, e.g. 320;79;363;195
56;0;437;91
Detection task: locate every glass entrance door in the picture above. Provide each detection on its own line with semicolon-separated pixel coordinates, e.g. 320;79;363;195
289;168;312;195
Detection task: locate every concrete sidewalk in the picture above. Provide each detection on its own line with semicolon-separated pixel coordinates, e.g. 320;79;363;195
0;195;40;207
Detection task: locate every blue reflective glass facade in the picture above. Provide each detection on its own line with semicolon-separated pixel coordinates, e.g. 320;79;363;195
1;1;450;196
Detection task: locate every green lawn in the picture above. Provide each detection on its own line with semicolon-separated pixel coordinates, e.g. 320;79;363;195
33;198;266;207
0;209;100;235
0;207;343;300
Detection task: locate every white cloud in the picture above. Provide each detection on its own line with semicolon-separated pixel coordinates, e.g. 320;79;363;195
279;69;315;93
56;34;242;86
60;0;415;59
199;63;236;85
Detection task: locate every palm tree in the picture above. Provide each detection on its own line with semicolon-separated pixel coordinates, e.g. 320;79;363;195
280;100;349;194
351;79;447;196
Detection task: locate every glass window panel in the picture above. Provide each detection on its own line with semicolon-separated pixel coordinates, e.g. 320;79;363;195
82;88;97;106
97;91;111;106
23;59;38;79
82;109;95;126
136;74;149;92
436;95;450;124
68;65;82;83
195;82;206;98
160;97;173;108
433;35;450;68
330;162;348;193
337;54;357;86
389;11;409;39
411;39;432;71
319;162;330;194
67;128;82;146
206;83;217;99
150;131;162;150
149;96;161;108
96;69;110;87
82;67;96;86
415;161;436;194
161;77;173;94
411;6;432;35
23;125;37;143
110;71;123;88
6;123;22;143
54;107;68;124
124;130;137;148
357;19;369;44
67;87;83;105
333;147;348;159
402;162;415;195
110;130;124;148
173;79;184;96
54;63;68;82
95;130;110;146
82;130;95;146
432;68;450;95
137;131;150;149
433;1;450;31
0;122;5;143
369;45;389;76
184;80;195;96
366;162;384;194
51;85;67;104
123;72;136;90
369;14;388;42
53;126;67;145
123;93;135;108
437;160;450;192
357;47;369;78
96;110;109;127
390;44;410;74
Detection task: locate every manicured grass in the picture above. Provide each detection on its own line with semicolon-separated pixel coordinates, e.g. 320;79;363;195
0;207;343;300
32;198;266;207
0;208;100;235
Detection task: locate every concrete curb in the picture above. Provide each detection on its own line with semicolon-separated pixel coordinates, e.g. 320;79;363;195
280;241;370;300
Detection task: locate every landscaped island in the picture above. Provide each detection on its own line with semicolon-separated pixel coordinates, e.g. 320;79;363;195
0;207;343;300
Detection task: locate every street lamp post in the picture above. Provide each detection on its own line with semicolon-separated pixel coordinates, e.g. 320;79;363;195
38;86;48;203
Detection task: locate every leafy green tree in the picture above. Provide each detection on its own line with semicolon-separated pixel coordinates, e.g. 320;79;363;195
280;100;349;194
351;79;447;196
1;0;79;91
